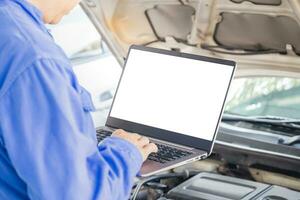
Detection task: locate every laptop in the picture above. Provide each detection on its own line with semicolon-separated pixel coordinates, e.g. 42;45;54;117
97;45;236;177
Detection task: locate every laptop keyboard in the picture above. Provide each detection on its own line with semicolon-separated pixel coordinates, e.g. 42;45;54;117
148;144;192;163
96;129;193;164
96;130;112;141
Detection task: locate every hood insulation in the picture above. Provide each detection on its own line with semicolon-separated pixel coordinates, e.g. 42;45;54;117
213;13;300;56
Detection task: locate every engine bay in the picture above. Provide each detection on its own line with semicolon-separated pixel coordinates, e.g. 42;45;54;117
131;155;300;199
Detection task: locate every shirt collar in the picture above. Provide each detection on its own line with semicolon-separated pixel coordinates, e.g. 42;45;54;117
13;0;43;22
10;0;53;37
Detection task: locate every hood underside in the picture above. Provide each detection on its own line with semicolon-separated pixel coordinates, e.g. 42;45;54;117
80;0;300;77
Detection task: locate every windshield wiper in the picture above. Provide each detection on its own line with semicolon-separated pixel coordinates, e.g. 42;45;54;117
222;113;300;130
278;135;300;145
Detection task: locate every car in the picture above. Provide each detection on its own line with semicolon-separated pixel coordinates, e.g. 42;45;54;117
55;0;300;199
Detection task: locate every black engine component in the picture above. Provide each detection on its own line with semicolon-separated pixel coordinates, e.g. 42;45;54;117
167;172;300;199
257;186;300;200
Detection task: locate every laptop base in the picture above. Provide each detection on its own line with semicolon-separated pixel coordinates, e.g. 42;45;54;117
96;127;207;177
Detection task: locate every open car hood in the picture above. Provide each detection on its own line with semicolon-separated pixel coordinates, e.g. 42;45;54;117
80;0;300;77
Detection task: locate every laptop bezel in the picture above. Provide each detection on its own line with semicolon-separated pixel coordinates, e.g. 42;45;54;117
105;45;236;154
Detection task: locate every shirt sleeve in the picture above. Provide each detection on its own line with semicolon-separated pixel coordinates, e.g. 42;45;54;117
0;58;143;200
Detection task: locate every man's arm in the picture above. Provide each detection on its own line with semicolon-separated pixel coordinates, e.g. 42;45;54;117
0;58;155;199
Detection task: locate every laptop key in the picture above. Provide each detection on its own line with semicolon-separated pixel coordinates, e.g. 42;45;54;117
149;143;193;163
96;130;113;142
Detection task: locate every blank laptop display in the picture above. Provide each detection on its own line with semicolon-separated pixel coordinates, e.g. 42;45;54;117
109;48;234;142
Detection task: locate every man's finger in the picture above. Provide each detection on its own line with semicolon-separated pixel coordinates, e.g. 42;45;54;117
143;143;158;156
138;136;150;147
131;133;142;139
112;129;125;136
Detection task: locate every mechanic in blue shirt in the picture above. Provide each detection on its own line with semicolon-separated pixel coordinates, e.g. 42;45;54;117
0;0;158;199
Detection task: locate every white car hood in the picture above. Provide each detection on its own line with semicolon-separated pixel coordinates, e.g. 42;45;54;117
80;0;300;77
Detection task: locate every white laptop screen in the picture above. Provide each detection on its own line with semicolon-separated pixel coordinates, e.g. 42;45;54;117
110;48;234;142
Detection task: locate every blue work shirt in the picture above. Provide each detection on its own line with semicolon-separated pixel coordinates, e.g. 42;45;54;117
0;0;143;199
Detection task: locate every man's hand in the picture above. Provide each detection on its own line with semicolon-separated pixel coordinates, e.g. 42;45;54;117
112;129;158;161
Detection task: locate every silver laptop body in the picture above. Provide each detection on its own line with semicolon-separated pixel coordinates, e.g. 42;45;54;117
97;45;236;177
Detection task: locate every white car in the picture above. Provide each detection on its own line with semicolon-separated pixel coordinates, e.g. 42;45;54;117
54;1;300;199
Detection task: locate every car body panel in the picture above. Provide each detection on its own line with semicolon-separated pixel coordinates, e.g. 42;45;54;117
80;0;300;78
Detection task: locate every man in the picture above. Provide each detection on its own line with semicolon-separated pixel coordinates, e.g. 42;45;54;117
0;0;158;199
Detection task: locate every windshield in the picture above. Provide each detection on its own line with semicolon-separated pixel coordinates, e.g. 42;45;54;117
225;77;300;120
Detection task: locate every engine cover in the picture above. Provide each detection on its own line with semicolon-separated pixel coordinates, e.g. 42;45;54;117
167;172;300;200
